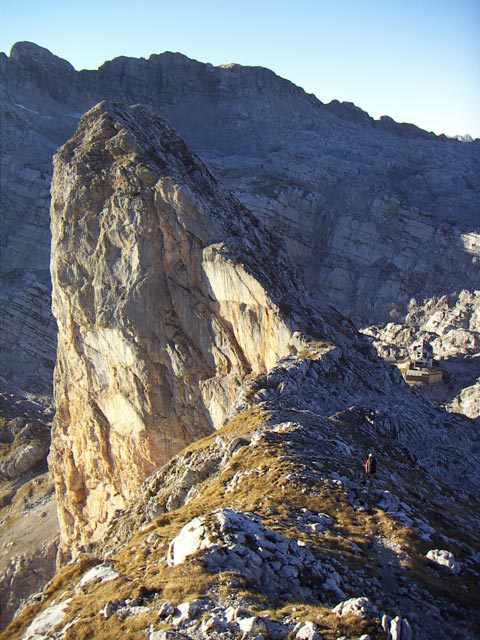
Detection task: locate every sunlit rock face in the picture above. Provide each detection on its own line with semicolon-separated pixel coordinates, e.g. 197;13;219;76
49;102;308;554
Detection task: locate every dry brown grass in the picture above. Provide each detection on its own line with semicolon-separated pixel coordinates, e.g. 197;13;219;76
263;602;386;640
1;555;101;640
4;400;479;640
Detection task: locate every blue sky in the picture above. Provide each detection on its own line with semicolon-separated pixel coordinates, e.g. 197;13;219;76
2;0;479;138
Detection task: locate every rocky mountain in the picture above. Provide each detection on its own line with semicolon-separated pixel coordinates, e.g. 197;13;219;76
0;42;479;636
49;100;309;557
3;100;480;640
1;41;479;400
6;397;480;640
0;393;58;629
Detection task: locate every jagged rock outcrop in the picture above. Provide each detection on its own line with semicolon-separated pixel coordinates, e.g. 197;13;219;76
1;42;479;401
363;290;480;360
50;99;479;559
1;42;479;632
49;101;317;554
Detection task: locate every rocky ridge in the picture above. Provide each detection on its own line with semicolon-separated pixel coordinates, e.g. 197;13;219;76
48;101;480;560
4;361;480;639
0;42;479;637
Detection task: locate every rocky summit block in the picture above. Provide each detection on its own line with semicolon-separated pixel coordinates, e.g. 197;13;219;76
49;100;323;555
1;43;479;403
49;100;480;561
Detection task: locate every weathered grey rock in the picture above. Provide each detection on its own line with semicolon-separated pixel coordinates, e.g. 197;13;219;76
76;563;121;588
2;45;480;640
49;101;310;554
363;290;480;419
0;535;58;631
364;290;480;360
21;598;72;640
377;491;400;513
382;615;413;640
172;601;200;625
426;549;461;575
1;42;479;403
167;507;326;599
295;620;323;639
447;379;480;419
237;615;268;635
0;408;58;632
150;631;192;640
4;334;480;640
332;597;378;618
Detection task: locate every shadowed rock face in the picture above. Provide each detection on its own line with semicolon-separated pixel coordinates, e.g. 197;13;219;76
49;101;317;553
1;42;479;398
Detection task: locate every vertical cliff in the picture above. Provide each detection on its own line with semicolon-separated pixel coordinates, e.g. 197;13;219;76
49;102;310;554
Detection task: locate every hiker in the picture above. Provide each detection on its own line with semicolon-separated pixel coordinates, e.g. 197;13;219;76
365;452;377;485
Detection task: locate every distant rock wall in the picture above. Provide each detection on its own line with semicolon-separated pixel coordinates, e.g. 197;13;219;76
1;42;479;399
49;102;306;554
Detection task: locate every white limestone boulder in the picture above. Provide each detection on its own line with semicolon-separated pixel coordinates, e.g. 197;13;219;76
77;563;121;587
22;598;72;640
426;549;461;575
295;620;323;639
332;596;378;618
167;507;327;598
166;517;211;566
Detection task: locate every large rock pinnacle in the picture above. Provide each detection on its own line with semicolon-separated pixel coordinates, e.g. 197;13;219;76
49;101;308;554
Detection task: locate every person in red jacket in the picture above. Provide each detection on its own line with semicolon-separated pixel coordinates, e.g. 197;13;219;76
365;452;377;485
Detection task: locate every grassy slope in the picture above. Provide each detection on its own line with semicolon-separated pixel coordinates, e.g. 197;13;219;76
4;399;480;640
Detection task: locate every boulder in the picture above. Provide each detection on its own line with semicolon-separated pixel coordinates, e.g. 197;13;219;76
77;563;121;587
167;507;327;599
426;549;461;575
382;614;413;640
22;598;72;640
332;597;378;618
377;490;400;513
295;620;323;639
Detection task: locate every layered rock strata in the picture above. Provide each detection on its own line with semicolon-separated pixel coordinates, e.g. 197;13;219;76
1;42;479;399
50;101;313;554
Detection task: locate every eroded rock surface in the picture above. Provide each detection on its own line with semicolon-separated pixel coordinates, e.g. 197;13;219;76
362;290;480;418
49;101;314;554
1;42;479;399
6;360;479;639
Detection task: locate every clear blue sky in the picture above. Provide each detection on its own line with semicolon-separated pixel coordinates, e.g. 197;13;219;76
2;0;479;138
